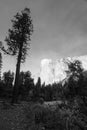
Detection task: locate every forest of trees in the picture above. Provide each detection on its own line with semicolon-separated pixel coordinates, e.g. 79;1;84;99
0;56;87;104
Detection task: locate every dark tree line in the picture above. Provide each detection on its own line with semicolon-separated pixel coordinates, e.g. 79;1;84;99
0;70;34;100
0;59;87;104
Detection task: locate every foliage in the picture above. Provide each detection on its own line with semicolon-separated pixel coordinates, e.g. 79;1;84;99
0;71;14;98
64;60;84;99
36;77;41;88
34;106;64;130
2;8;33;62
18;71;34;100
19;71;31;85
67;60;83;80
2;70;14;86
33;77;42;101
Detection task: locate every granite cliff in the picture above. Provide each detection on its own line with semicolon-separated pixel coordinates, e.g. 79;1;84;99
34;55;87;85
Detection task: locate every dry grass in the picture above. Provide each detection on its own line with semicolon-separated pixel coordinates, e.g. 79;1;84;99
0;100;86;130
0;101;34;130
0;100;63;130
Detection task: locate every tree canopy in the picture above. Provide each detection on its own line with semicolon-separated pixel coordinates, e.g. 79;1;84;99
2;8;33;63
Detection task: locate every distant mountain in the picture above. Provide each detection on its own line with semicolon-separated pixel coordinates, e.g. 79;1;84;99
34;55;87;85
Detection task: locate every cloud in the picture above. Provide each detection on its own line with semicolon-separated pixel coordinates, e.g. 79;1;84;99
31;0;87;57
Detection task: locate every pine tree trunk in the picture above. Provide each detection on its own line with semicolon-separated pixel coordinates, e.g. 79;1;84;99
0;67;1;81
0;53;2;81
11;44;23;104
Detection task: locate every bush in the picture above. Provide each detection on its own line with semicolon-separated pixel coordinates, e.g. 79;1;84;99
33;104;65;130
39;98;44;104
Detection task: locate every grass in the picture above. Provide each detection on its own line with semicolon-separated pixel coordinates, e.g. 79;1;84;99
0;101;33;130
0;100;62;130
0;99;87;130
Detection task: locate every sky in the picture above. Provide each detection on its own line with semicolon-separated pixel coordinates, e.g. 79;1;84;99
0;0;87;76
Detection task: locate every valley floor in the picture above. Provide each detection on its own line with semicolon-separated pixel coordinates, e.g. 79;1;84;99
0;100;86;130
0;100;63;130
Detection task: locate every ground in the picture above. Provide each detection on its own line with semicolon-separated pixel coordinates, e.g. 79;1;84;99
0;100;63;130
0;101;34;130
0;100;86;130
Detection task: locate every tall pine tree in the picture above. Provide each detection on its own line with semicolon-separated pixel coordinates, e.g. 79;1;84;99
1;8;33;103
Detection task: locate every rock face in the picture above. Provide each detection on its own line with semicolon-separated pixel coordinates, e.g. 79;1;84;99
39;55;87;85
